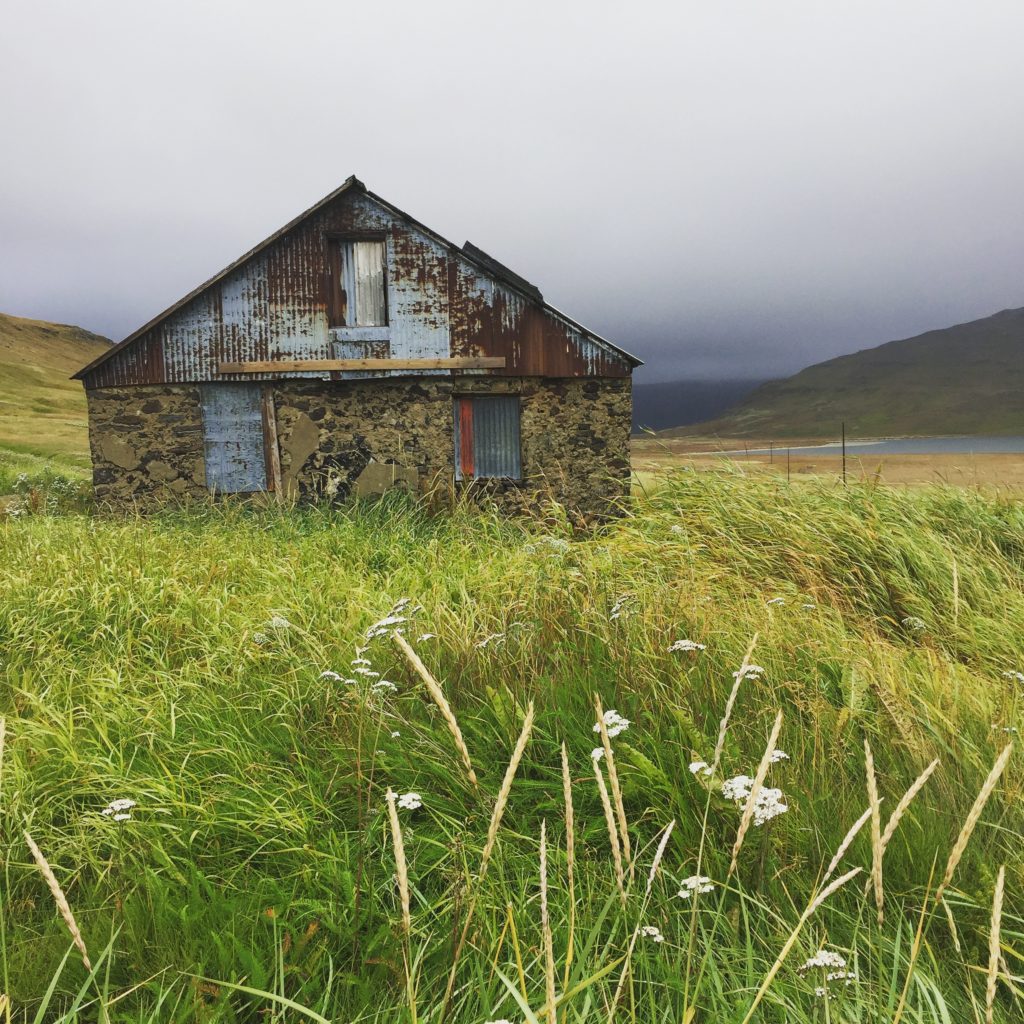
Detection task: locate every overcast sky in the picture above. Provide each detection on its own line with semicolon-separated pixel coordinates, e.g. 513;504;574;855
3;1;1023;382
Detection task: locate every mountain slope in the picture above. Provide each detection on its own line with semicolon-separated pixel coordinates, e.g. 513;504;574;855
0;311;111;463
690;306;1024;438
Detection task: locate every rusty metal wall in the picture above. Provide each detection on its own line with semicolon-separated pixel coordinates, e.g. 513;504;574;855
83;189;633;389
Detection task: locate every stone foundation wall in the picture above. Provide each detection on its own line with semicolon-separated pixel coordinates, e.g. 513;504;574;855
86;385;207;508
84;377;632;517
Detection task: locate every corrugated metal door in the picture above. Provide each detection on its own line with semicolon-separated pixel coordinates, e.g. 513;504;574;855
200;383;268;493
454;395;521;480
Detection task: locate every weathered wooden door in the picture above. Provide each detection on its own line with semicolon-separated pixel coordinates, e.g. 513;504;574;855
199;383;268;493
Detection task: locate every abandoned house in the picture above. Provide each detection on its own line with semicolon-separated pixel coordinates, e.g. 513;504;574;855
74;176;640;515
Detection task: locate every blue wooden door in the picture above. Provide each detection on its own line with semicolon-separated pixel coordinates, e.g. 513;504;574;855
200;384;268;493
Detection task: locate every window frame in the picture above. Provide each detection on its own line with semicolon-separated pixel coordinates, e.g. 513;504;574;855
453;394;523;482
326;234;389;329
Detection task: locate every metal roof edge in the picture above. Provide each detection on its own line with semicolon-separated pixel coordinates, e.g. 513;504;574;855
74;176;641;379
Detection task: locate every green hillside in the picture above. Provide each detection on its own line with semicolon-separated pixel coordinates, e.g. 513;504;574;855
0;311;111;467
689;306;1024;438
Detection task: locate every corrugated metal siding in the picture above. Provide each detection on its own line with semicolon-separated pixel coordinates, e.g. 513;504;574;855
82;188;633;388
200;383;267;493
454;395;521;480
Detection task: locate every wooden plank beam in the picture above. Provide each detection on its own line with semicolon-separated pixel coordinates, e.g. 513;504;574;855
217;357;506;374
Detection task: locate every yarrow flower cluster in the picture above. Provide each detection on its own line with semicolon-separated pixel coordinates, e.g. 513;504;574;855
799;949;856;998
765;597;786;607
732;664;765;680
688;760;713;777
641;924;665;942
366;598;423;641
267;614;292;630
475;633;506;649
591;747;605;761
677;875;714;898
388;791;422;811
668;639;706;653
593;709;631;739
901;616;926;632
769;749;790;763
101;798;136;822
1002;670;1024;683
721;775;789;826
609;595;633;621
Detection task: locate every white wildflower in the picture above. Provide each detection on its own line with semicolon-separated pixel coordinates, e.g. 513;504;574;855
814;986;827;998
253;632;270;646
417;633;437;642
1002;670;1024;683
766;597;785;607
677;875;715;898
609;595;633;621
593;709;631;738
351;656;372;667
591;747;605;761
475;633;506;649
353;666;380;677
688;760;712;777
397;792;422;811
390;731;401;738
669;639;706;653
267;614;292;630
641;924;665;942
721;774;754;801
802;602;817;610
371;680;398;695
102;797;137;821
769;749;790;763
799;949;848;973
485;1019;514;1024
732;664;765;680
670;524;684;534
751;787;788;825
319;670;343;681
901;616;926;632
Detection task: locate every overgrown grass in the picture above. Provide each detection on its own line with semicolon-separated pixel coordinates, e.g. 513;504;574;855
1;469;1021;1021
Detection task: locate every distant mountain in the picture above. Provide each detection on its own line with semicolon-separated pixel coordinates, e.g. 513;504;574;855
632;378;766;432
686;307;1024;438
0;311;111;461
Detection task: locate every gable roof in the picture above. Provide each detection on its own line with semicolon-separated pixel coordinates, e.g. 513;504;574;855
74;176;641;380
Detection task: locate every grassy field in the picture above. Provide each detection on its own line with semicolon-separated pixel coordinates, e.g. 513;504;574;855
632;437;1024;491
1;468;1022;1022
0;311;110;471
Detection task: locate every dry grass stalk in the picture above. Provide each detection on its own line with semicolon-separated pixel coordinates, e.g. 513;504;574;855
880;758;940;855
739;867;862;1024
441;702;535;1022
385;789;411;937
24;830;92;970
729;711;783;877
647;819;675;895
936;743;1013;905
561;742;576;987
986;865;1005;1024
593;694;632;879
0;716;6;792
712;632;759;773
864;739;885;925
824;804;873;884
479;701;535;883
394;632;478;789
539;820;556;1024
594;761;626;904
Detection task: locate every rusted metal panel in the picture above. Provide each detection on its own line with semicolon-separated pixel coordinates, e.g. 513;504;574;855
79;180;638;390
454;397;474;480
199;383;268;493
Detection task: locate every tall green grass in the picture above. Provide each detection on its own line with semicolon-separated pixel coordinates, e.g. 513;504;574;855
0;469;1021;1021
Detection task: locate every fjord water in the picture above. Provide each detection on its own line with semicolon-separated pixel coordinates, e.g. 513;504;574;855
735;436;1024;456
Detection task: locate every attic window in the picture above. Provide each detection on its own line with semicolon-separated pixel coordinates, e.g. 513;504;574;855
454;395;522;481
329;239;387;327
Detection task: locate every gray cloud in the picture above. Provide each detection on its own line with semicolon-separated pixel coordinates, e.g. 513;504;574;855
2;0;1023;384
